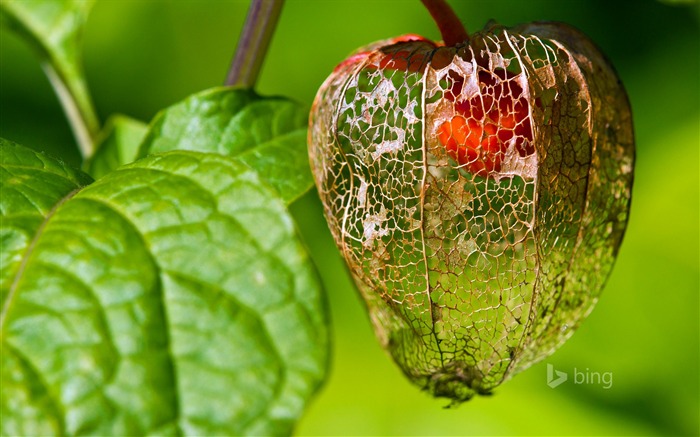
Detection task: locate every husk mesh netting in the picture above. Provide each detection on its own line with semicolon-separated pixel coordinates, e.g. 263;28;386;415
309;22;634;402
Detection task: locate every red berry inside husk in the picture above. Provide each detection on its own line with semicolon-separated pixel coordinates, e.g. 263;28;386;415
437;68;535;176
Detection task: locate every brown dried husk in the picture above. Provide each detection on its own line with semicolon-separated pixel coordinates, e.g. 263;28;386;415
308;22;634;403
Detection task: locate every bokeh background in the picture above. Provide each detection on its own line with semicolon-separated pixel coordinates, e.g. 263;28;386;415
1;0;698;435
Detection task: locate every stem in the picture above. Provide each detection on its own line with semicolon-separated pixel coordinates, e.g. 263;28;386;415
42;62;100;160
225;0;285;88
420;0;469;45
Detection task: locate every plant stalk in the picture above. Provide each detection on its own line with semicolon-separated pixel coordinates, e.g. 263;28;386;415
420;0;469;45
42;62;100;160
225;0;285;88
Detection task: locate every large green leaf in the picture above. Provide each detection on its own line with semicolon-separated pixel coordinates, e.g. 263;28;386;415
138;88;313;204
0;139;94;306
0;140;329;436
85;115;148;179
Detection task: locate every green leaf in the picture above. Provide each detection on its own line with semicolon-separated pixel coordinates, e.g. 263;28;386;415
0;139;93;304
0;0;93;74
138;87;313;204
85;115;148;179
1;141;329;436
1;0;99;155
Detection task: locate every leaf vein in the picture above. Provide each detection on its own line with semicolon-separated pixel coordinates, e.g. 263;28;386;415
0;187;81;335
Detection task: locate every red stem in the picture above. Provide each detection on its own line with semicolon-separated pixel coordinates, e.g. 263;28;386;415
420;0;469;45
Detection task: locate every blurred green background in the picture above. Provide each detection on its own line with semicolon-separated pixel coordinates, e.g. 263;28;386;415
1;0;698;435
